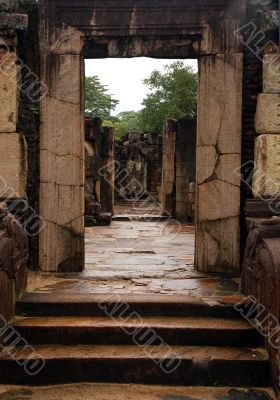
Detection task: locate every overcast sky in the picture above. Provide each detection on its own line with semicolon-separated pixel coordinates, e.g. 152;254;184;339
85;58;198;116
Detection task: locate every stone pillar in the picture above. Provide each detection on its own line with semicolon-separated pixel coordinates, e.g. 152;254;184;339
196;53;243;274
176;117;196;222
0;2;28;322
161;119;176;216
39;52;85;272
100;126;115;215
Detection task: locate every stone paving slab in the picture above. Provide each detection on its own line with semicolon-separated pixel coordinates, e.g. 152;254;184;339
0;384;276;399
27;221;241;298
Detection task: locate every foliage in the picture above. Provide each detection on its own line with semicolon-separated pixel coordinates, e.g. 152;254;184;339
139;61;197;133
85;76;119;119
85;62;197;137
102;111;142;140
114;111;141;139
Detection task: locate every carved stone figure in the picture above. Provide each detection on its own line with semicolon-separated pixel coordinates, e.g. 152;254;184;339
0;202;28;294
125;132;148;198
242;217;280;394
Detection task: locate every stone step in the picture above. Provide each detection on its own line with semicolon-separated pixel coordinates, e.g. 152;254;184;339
12;316;263;347
0;345;270;386
16;293;242;318
0;384;276;399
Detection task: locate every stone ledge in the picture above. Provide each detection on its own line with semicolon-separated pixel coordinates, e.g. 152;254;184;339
0;12;28;30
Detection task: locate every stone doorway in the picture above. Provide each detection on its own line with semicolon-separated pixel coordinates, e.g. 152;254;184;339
38;0;244;275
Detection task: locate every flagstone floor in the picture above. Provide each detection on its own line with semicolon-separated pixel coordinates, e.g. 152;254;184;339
27;220;242;303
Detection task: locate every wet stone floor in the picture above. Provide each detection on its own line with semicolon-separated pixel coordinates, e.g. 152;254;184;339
27;220;242;303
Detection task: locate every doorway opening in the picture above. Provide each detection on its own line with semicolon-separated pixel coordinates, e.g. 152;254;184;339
82;57;201;296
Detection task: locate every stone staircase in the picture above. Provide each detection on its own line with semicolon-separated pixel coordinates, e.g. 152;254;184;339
0;293;276;399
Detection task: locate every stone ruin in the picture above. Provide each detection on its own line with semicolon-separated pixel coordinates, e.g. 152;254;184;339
84;117;114;226
0;0;280;389
115;131;160;203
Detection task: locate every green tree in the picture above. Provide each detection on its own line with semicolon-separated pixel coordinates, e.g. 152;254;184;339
85;76;119;119
139;61;197;133
114;111;141;139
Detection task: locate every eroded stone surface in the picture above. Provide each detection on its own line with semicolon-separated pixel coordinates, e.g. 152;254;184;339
0;133;27;197
196;217;240;274
252;134;280;198
39;54;84;272
255;93;280;134
198;180;240;221
263;54;280;94
195;53;242;274
197;146;217;185
198;54;242;154
0;51;20;133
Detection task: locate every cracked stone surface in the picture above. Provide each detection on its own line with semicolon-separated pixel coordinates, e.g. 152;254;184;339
27;221;241;303
196;53;242;274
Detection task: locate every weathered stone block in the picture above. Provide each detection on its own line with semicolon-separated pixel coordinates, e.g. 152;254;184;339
198;53;242;154
263;54;280;94
45;54;81;104
255;93;280;134
40;182;83;226
40;97;84;158
216;154;241;187
197;146;217;184
0;51;20;132
41;150;83;187
198;179;240;221
252;134;280;198
0;133;27;197
196;217;240;273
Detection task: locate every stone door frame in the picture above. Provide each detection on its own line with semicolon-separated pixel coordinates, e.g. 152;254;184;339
38;0;245;273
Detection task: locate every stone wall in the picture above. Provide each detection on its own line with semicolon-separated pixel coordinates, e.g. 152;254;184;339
241;0;280;394
0;0;28;322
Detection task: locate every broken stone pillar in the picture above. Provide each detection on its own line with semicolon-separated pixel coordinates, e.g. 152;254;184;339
161;119;176;216
100;126;115;215
196;53;243;274
253;48;280;201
